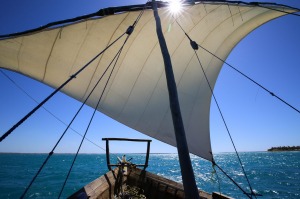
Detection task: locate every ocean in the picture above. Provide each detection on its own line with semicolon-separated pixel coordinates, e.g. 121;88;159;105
0;152;299;199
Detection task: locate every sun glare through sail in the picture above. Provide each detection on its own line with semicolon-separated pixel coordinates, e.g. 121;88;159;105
168;0;183;14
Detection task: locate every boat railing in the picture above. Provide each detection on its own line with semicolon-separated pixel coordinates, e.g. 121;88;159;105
102;138;152;171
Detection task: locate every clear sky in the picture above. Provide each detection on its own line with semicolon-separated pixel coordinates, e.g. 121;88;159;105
0;0;299;156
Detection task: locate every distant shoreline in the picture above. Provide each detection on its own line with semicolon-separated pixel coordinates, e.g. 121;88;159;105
267;146;300;152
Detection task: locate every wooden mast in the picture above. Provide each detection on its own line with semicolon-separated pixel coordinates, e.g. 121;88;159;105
152;1;200;198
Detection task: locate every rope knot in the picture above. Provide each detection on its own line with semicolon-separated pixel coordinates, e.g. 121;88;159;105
126;26;134;35
190;40;198;50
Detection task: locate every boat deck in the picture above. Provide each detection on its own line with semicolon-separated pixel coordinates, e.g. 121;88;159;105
69;167;232;199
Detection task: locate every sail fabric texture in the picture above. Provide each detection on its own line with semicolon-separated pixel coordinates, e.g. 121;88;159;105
0;2;289;161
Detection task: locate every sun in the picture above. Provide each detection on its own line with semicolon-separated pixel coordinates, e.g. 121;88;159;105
168;0;183;14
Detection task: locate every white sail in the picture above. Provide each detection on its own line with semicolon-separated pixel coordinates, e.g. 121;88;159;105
0;2;292;161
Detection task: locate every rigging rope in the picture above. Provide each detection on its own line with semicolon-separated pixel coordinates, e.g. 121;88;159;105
17;30;132;199
0;32;126;143
211;163;221;195
57;24;135;199
194;45;256;199
57;2;149;195
213;161;252;199
0;69;105;151
16;2;148;197
174;17;257;198
18;34;126;198
195;43;300;115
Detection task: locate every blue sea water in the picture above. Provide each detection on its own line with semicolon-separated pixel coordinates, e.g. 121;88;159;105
0;152;299;198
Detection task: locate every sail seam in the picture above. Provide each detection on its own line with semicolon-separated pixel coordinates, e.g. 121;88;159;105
82;12;130;102
67;20;94;89
42;28;61;81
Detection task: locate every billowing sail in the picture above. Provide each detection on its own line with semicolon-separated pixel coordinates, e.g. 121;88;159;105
0;1;292;161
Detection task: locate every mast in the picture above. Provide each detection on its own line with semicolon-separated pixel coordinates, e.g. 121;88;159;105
152;1;200;198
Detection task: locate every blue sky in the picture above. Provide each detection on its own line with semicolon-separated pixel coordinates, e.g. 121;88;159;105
0;0;299;155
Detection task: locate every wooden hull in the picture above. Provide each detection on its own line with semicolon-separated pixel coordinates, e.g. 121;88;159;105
69;167;232;199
